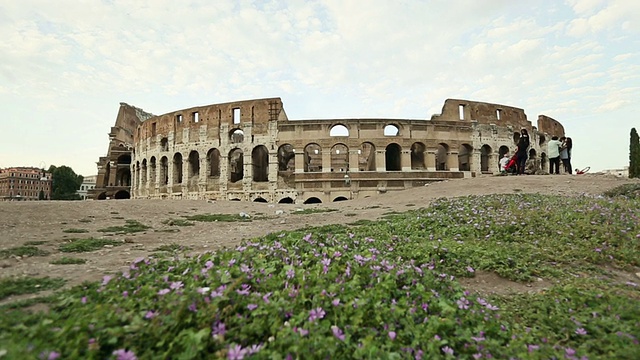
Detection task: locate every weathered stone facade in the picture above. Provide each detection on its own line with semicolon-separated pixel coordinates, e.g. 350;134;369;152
92;97;565;203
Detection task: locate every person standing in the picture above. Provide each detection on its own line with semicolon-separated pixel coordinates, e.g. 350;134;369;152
515;129;530;175
560;137;573;174
547;136;562;174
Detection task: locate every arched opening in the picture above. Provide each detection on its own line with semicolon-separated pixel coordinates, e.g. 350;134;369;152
333;196;349;202
359;142;376;171
230;129;244;143
411;142;426;169
173;153;183;184
458;144;473;171
253;197;268;203
97;192;107;200
436;144;449;171
114;190;130;200
207;148;220;177
149;157;156;185
384;124;399;136
539;135;546;146
330;143;349;172
329;124;349;137
141;159;147;185
480;145;492;172
188;151;200;179
252;145;269;182
116;168;131;186
303;197;322;204
229;148;244;183
278;197;294;204
277;144;295;172
304;143;322;172
513;132;521;145
230;198;241;202
385;143;401;171
160;138;169;152
540;152;548;172
160;156;169;185
117;154;131;165
499;146;510;159
103;162;111;187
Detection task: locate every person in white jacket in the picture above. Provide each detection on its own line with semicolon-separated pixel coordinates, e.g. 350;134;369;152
547;136;562;174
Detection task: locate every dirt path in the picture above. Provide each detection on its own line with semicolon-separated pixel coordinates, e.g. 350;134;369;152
1;174;638;303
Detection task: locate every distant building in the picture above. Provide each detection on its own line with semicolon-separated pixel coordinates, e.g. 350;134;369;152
77;175;97;200
0;167;52;201
599;166;629;178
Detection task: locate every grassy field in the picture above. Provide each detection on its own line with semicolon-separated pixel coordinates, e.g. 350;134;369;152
0;192;638;359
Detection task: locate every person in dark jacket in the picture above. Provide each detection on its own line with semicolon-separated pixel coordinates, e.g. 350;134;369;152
515;129;530;175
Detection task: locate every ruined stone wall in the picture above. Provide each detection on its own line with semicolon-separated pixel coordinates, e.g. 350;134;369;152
97;97;567;203
537;115;565;137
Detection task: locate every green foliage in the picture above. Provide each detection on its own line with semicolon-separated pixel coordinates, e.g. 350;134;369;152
63;228;89;233
292;208;338;215
59;238;123;253
50;257;87;265
0;277;66;300
0;246;49;259
98;220;151;234
49;165;83;200
162;219;195;226
630;127;640;178
24;240;47;246
154;243;192;253
184;213;251;222
1;194;639;359
603;183;640;199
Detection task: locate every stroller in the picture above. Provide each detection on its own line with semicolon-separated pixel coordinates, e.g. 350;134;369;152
503;154;518;174
575;166;590;175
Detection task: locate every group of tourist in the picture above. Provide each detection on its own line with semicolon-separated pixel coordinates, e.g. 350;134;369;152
499;129;573;175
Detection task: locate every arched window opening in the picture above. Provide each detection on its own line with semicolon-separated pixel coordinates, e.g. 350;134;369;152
385;143;401;171
173;153;183;184
149;157;156;185
207;148;221;177
540;152;548;172
359;142;376;171
253;197;268;203
304;143;322;172
333;196;349;202
141;159;147;185
410;142;426;169
458;144;473;171
539;135;546;146
188;151;200;180
277;144;295;172
330;143;349;172
117;154;131;165
329;124;349;137
160;156;169;185
480;145;492;172
230;129;244;143
160;138;169;152
436;144;449;171
114;190;130;200
229;149;244;183
116;168;131;186
384;124;400;136
303;197;322;204
252;145;269;182
278;197;294;204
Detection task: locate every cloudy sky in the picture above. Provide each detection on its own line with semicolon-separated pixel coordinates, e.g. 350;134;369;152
1;0;638;176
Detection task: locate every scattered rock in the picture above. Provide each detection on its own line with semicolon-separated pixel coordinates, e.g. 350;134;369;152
635;272;640;279
239;212;251;218
275;210;285;215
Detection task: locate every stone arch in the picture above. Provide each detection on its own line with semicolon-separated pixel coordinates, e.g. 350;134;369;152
411;142;426;169
160;137;169;152
480;145;492;172
117;154;131;165
188;150;200;180
278;197;294;204
253;197;268;203
540;152;548;172
436;143;449;171
333;196;349;202
252;145;269;182
330;143;349;172
304;143;322;172
359;142;376;171
303;197;322;204
173;153;183;184
277;144;295;171
160;156;169;185
458;144;473;171
498;145;510;159
97;192;107;200
230;128;244;144
141;159;147;185
229;148;244;183
114;190;130;199
116;168;131;186
385;143;401;171
539;135;546;146
149;157;156;185
329;124;349;137
384;124;400;136
207;148;220;177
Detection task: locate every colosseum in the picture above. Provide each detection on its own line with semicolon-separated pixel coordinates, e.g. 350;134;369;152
89;97;565;203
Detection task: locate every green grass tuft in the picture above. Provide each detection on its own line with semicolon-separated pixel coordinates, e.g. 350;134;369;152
0;246;49;259
0;277;66;300
184;213;251;222
62;228;89;233
59;238;122;253
50;257;87;265
98;220;151;234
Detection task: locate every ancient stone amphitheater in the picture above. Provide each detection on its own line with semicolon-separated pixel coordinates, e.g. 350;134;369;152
89;97;565;203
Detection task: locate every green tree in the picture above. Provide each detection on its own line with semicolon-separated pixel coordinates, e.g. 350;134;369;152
631;128;640;178
49;165;83;200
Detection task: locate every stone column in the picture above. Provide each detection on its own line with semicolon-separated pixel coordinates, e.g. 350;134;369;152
349;149;360;172
182;159;189;193
322;149;331;173
448;152;459;172
401;150;412;171
294;152;305;173
375;150;386;172
426;151;436;171
472;151;482;174
268;150;278;184
108;162;117;187
243;152;253;183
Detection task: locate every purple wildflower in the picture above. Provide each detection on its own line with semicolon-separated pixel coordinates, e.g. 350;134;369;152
81;296;87;304
188;302;197;312
332;326;346;341
212;321;226;337
309;307;326;322
39;351;61;360
457;297;470;310
388;331;397;340
262;292;272;303
467;266;475;273
122;291;128;298
236;284;251;296
442;346;454;356
528;344;540;352
332;298;340;306
169;281;184;290
286;268;295;279
157;288;170;296
211;285;226;298
247;344;263;355
227;344;246;360
112;349;137;360
102;275;113;286
576;328;588;335
247;304;258;311
144;311;158;319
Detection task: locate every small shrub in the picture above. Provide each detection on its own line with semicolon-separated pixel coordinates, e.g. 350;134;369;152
24;241;47;246
98;220;151;234
162;219;195;227
603;183;640;198
293;208;338;215
50;257;87;265
184;214;250;222
62;228;89;234
0;246;49;259
78;218;92;223
59;238;122;253
0;277;66;300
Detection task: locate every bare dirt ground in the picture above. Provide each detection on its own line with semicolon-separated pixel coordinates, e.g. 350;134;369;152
1;174;638;305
